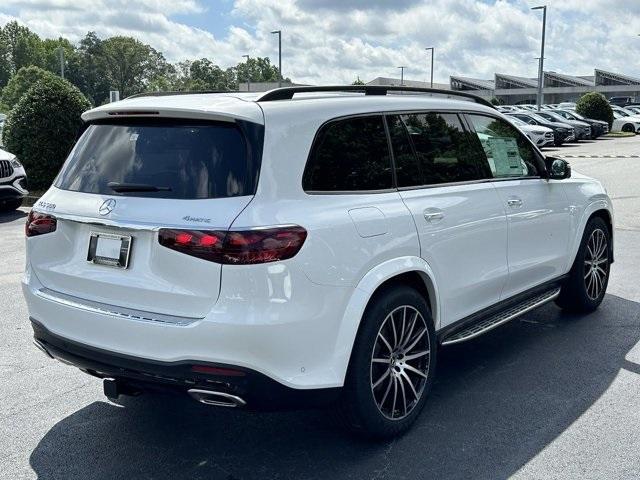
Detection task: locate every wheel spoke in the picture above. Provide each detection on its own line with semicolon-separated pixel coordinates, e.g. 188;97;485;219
391;377;398;418
372;357;390;364
373;368;390;389
389;314;398;348
379;374;393;407
398;307;407;347
400;311;418;349
404;328;427;353
403;350;430;362
400;370;419;401
378;332;393;353
398;373;408;416
404;363;428;379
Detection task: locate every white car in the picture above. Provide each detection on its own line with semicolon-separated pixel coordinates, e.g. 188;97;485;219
0;147;28;211
24;86;614;438
508;116;555;147
611;112;640;133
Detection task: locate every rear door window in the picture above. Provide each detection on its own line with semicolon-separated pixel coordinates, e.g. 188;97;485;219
388;112;491;187
55;121;256;199
302;115;392;192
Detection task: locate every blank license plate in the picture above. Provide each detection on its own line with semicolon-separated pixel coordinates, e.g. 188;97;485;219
87;232;132;268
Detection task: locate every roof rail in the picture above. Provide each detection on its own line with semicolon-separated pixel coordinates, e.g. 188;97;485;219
256;85;495;109
126;90;231;99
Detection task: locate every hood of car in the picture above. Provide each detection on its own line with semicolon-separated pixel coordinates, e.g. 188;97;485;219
0;148;16;162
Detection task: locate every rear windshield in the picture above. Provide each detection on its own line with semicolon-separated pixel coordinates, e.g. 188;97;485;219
55;121;256;199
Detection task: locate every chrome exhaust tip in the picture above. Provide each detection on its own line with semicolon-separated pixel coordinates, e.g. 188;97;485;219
187;389;247;408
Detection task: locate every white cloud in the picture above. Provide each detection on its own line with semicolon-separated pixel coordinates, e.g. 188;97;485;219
1;0;639;85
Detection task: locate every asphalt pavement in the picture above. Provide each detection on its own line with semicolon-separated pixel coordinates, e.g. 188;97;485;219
1;136;639;480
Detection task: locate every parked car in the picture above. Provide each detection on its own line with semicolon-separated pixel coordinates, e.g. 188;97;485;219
535;111;591;140
558;102;576;109
508;115;555;147
0;147;28;211
609;96;635;106
23;86;613;438
611;111;640;133
509;112;575;146
551;109;609;138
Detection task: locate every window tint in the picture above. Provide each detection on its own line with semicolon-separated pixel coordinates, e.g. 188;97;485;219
467;114;541;178
55;121;254;199
386;115;420;187
303;116;392;191
388;112;489;187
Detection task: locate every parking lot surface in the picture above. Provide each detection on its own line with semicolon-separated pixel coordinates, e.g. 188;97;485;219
1;136;639;480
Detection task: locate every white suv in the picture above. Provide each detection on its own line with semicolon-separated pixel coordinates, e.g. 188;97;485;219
23;86;613;438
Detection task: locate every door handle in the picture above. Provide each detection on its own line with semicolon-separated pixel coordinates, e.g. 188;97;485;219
507;198;523;208
423;210;445;223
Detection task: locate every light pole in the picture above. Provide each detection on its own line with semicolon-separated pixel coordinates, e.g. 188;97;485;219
532;5;547;111
398;66;407;86
271;30;282;88
57;46;65;79
425;47;434;88
242;54;250;92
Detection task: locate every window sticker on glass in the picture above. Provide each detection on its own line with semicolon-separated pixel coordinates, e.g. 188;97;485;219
486;137;523;176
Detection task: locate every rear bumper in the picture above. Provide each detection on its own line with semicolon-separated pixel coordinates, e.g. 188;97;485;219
31;318;340;410
22;259;353;391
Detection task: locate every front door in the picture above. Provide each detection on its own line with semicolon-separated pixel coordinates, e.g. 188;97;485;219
466;114;572;299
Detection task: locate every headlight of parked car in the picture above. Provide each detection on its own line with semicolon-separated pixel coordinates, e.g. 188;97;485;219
532;130;546;135
10;158;22;168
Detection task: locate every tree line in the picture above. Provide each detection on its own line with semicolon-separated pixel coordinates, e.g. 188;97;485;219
0;21;286;111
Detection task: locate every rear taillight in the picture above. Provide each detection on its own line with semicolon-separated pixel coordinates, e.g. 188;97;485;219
158;226;307;265
26;211;57;237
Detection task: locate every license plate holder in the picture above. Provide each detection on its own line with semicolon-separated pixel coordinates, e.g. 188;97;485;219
87;232;132;269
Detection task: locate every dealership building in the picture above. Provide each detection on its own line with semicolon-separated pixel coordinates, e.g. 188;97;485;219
368;69;640;105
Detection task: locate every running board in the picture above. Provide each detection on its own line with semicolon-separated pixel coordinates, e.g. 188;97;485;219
441;287;561;346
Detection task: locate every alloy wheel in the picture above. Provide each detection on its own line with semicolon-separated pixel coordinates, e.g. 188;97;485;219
370;305;430;420
584;228;609;300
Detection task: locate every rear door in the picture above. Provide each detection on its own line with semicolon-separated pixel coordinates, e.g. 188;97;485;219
465;114;571;299
388;112;508;327
29;118;262;318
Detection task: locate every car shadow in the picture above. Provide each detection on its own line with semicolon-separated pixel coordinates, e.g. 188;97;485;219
29;294;640;480
0;208;27;224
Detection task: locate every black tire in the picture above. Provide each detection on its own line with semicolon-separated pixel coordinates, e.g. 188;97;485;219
622;123;635;133
336;285;437;438
556;217;611;312
0;198;23;212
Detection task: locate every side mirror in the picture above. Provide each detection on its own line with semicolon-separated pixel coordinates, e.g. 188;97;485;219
546;157;571;180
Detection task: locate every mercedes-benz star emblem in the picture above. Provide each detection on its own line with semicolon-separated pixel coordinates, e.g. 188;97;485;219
99;199;117;216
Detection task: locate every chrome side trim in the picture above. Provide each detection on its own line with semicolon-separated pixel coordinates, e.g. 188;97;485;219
36;287;201;326
441;288;560;346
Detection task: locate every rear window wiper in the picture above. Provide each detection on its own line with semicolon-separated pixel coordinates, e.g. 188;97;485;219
107;182;172;193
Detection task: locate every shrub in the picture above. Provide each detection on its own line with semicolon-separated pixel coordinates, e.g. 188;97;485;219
0;65;58;111
576;92;613;127
2;76;91;190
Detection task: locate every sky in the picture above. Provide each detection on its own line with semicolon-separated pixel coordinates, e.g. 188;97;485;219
1;0;639;85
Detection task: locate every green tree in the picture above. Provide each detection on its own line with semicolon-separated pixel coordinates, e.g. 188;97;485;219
0;21;45;88
2;76;91;189
576;92;613;127
490;97;504;106
352;77;365;85
99;36;172;98
234;57;283;85
0;65;58;110
70;32;111;105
